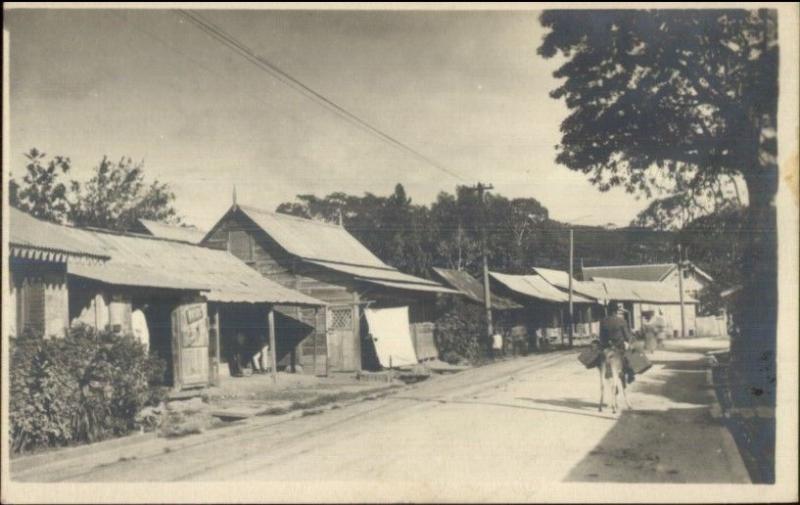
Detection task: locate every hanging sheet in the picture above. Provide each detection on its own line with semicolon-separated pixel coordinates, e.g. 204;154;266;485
364;306;418;368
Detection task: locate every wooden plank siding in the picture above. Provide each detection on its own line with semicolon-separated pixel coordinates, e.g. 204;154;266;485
205;210;357;372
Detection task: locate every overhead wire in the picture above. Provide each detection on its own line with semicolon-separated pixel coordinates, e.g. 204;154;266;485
175;9;467;182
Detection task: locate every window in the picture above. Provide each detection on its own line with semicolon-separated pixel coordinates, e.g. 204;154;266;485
330;307;353;330
228;230;253;262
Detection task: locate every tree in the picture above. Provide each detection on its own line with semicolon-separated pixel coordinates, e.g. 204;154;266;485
539;10;778;405
9;149;73;223
69;156;181;231
11;150;183;231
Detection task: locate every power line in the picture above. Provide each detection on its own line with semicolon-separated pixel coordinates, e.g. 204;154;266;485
109;11;363;162
175;9;466;182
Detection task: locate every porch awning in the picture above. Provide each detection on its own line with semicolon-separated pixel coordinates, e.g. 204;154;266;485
490;272;595;304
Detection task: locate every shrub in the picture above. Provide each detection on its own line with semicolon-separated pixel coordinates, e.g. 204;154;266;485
10;325;168;453
434;297;490;365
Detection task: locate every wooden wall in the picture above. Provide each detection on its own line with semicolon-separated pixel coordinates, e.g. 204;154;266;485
9;258;69;338
204;209;445;372
205;210;351;372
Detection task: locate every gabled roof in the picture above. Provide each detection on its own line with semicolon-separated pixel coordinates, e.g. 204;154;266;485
206;204;453;294
593;277;698;304
490;272;595;304
234;205;388;267
9;208;110;263
582;263;713;283
432;267;522;310
135;219;206;244
531;267;609;302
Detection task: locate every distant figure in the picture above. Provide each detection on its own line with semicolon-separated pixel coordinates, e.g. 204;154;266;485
652;309;667;349
131;307;150;353
248;333;268;374
227;332;247;377
491;332;504;360
641;310;658;354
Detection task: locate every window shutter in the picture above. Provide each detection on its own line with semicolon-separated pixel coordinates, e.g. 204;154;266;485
24;278;46;334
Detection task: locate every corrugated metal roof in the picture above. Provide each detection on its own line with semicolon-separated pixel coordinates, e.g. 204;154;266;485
582;264;677;282
357;278;459;294
432;267;522;310
593;277;698;304
531;267;609;302
306;260;442;286
490;272;594;304
216;205;453;294
582;263;714;283
57;227;324;306
9;208;110;262
136;219;206;244
237;205;388;268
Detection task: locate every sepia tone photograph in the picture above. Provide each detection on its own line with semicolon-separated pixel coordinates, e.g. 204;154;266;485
1;2;798;503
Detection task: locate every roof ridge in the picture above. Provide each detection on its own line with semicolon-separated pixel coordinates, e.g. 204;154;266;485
139;218;202;231
239;204;343;229
583;263;675;269
306;257;399;272
592;276;671;284
78;225;214;247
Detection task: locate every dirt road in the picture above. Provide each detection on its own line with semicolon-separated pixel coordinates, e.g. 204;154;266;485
11;338;749;495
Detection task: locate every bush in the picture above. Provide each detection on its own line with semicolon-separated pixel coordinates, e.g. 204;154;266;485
10;325;168;453
434;297;490;365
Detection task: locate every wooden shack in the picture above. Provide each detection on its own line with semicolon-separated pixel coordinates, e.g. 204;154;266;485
488;271;599;347
7;208;109;338
7;209;325;390
431;267;536;350
201;204;456;372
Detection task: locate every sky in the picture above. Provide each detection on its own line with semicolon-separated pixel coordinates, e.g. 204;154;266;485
5;7;650;230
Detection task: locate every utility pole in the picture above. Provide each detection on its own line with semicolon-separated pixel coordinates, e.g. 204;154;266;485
568;229;574;348
471;182;494;341
677;244;687;338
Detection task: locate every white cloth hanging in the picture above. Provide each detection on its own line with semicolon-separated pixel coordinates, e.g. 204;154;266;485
364;306;417;368
131;309;150;352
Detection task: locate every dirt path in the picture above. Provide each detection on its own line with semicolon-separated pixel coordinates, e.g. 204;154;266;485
11;340;749;494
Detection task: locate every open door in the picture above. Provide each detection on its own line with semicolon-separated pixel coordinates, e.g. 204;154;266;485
171;302;210;390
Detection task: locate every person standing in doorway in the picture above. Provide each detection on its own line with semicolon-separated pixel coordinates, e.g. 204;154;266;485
227;331;247;377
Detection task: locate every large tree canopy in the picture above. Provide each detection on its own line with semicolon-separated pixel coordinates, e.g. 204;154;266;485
539;9;777;199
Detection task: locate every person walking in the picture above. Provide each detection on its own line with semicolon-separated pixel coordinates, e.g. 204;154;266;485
652;309;667;349
641;310;658;354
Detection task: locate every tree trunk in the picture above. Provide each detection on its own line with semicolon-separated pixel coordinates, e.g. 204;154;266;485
733;159;778;408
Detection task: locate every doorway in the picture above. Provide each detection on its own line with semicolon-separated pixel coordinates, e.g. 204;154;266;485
326;304;360;371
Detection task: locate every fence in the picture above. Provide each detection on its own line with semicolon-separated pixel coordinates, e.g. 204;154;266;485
695;315;728;337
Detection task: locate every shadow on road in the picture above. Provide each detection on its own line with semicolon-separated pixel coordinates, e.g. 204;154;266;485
517;397;602;413
563;349;751;483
